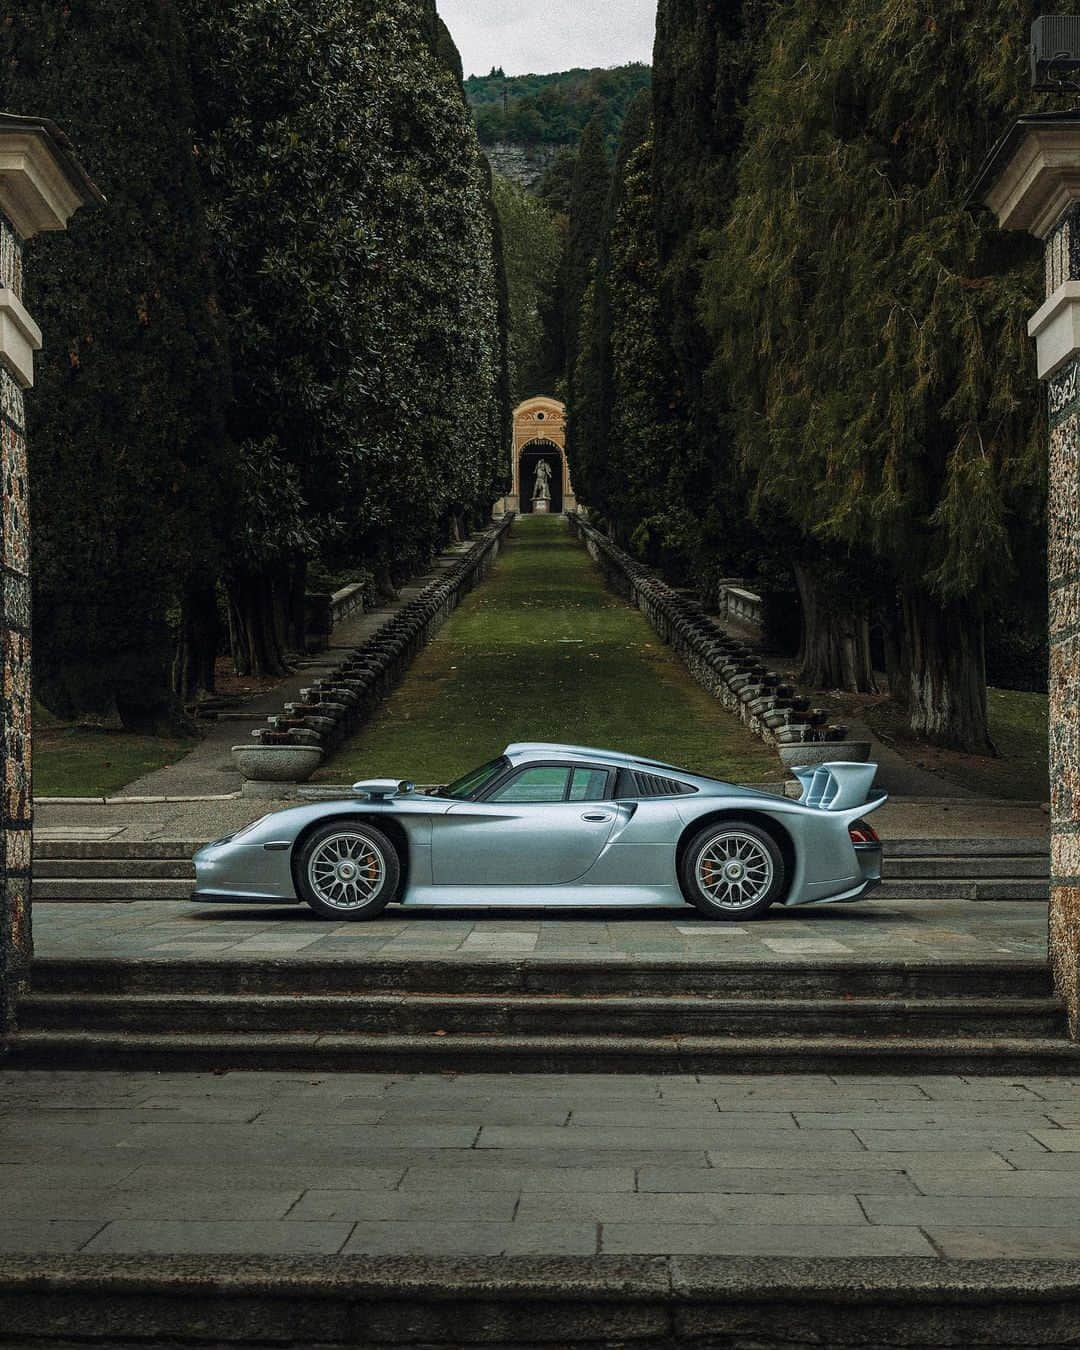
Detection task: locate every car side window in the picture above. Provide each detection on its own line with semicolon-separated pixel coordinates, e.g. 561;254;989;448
568;767;609;801
488;766;572;803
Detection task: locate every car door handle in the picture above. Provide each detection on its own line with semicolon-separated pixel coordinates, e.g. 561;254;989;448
581;812;613;823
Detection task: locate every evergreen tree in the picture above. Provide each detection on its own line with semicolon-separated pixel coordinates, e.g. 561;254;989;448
562;117;611;463
571;91;652;514
182;0;507;673
710;0;1048;751
0;0;231;729
649;0;778;595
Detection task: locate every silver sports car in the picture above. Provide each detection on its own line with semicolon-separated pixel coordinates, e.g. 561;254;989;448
192;743;885;921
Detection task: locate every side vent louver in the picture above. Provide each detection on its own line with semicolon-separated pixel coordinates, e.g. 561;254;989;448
631;771;695;797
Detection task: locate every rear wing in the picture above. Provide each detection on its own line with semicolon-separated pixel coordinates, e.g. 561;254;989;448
792;762;885;815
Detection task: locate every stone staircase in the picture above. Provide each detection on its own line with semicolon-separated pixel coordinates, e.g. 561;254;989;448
13;955;1076;1074
30;836;1052;903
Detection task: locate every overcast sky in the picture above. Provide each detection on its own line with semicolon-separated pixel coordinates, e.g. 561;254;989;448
437;1;656;77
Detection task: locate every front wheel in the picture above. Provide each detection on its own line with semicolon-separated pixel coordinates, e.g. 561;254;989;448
679;821;784;921
295;821;400;921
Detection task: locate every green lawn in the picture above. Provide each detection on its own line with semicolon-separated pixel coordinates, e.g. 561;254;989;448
32;705;195;798
316;515;781;785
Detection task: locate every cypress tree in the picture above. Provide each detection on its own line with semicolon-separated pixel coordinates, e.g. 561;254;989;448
182;0;507;672
0;0;231;729
711;0;1048;751
572;92;653;516
562;116;611;470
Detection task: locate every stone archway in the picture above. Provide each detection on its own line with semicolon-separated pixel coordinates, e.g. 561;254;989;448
497;396;576;515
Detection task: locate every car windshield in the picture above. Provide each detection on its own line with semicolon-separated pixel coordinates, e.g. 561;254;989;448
440;756;509;800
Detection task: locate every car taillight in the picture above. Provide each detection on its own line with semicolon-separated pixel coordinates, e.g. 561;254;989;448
849;819;880;846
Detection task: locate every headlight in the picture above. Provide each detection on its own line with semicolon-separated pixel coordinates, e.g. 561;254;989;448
228;814;270;843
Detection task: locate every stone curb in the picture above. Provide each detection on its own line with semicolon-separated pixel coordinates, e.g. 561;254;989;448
3;1255;1080;1346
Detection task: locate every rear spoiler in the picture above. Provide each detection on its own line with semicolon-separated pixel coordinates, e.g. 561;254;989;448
352;779;415;800
792;762;886;815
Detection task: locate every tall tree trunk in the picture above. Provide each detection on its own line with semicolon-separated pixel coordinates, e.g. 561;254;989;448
227;568;291;677
901;589;995;755
793;562;877;693
173;580;220;704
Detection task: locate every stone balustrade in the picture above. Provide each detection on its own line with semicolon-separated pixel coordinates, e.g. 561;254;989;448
566;514;869;768
233;516;515;787
717;581;764;631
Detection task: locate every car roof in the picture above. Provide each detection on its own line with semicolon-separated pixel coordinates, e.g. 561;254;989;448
503;742;689;774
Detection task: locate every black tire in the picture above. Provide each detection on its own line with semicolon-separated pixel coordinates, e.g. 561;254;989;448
294;820;401;921
679;820;785;921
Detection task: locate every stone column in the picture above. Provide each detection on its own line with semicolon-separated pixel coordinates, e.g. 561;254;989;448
0;115;100;1044
978;115;1080;1035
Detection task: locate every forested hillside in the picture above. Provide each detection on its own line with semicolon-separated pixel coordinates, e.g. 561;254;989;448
466;64;650;150
561;0;1054;754
2;0;508;726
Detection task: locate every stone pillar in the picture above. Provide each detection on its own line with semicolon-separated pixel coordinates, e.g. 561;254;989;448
0;115;101;1045
978;115;1080;1035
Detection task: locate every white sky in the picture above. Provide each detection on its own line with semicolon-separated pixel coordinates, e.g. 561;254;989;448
437;1;656;77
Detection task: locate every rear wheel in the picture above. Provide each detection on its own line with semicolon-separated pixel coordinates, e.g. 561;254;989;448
679;821;784;921
295;821;400;921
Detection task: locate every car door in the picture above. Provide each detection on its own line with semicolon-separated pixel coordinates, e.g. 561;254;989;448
431;763;618;886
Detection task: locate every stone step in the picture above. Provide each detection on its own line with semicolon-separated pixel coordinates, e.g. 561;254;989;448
4;1253;1080;1350
12;1027;1080;1075
32;879;193;901
33;859;196;880
874;878;1048;901
30;957;1053;1000
886;856;1049;879
19;991;1064;1039
34;840;202;861
884;836;1049;857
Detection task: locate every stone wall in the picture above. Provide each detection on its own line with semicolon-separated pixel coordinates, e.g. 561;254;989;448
0;210;31;1043
482;141;557;190
1045;209;1080;1036
567;514;864;767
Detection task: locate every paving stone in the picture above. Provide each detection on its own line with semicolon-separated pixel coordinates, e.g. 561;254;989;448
340;1221;598;1256
566;1108;796;1129
476;1126;863;1151
854;1129;1050;1152
600;1222;936;1257
638;1167;918;1195
0;1188;301;1221
1030;1129;1080;1151
862;1195;1080;1227
516;1192;865;1225
398;1166;636;1193
705;1149;1010;1171
81;1221;354;1254
906;1169;1080;1197
119;1164;406;1192
288;1190;518;1222
925;1227;1080;1258
0;1221;105;1253
795;1110;1058;1130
